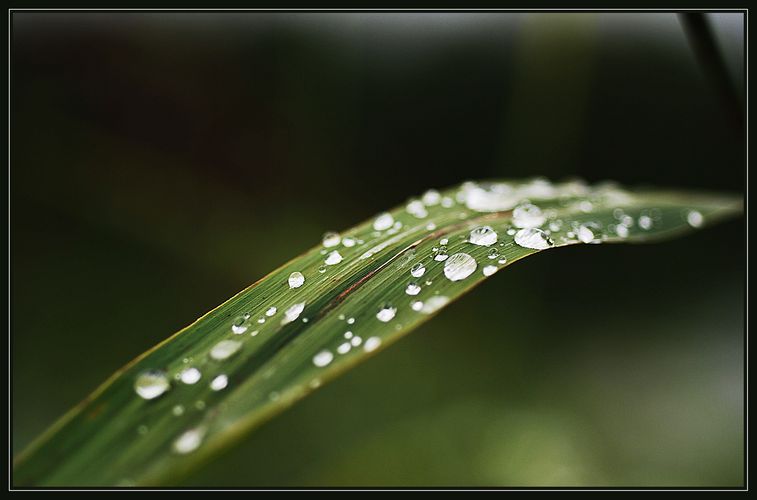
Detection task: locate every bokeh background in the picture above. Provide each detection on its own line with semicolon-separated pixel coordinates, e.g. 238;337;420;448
11;12;745;487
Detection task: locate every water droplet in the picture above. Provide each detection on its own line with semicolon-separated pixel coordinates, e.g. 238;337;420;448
638;215;653;230
405;282;421;296
373;212;394;231
422;189;441;206
210;340;242;361
549;220;563;232
344;331;353;339
337;342;351;354
231;314;250;334
487;248;499;259
322;231;341;248
420;296;449;314
579;200;594;213
443;253;477;281
498;258;507;264
342;236;356;247
512;203;546;228
350;336;363;347
410;262;426;278
257;317;265;324
469;226;498;246
687;210;704;227
411;300;424;311
172;405;184;416
134;370;170;400
406;199;428;218
179;367;201;385
347;317;355;324
376;305;397;322
577;224;595;244
318;265;327;273
440;238;449;245
425;222;437;231
210;374;228;391
433;246;449;261
288;271;305;289
250;330;259;337
506;228;516;236
441;197;454;208
615;224;629;238
195;400;206;410
281;302;306;325
265;306;277;317
364;336;382;352
620;215;634;227
313;350;334;367
514;228;553;250
325;250;343;265
173;428;205;454
483;265;498;276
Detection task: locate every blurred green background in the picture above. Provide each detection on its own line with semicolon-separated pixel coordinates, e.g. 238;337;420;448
11;12;744;486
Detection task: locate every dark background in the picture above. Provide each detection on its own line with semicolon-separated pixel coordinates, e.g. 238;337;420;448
11;12;745;486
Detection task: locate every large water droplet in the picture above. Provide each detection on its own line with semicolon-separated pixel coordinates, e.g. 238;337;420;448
638;215;653;230
322;231;341;248
179;367;201;385
421;295;449;314
376;305;397;322
288;271;305;289
512;203;546;228
577;224;595;244
364;336;382;352
313;350;334;367
687;210;704;228
410;262;426;278
373;212;394;231
405;282;421;295
406;200;428;218
422;189;441;206
514;228;553;250
210;374;228;391
173;428;205;454
134;370;170;400
281;302;306;325
443;253;477;281
469;226;498;246
210;340;242;361
342;236;356;247
325;250;343;265
337;342;351;354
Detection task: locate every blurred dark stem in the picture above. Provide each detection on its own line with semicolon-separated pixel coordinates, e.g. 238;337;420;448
679;13;744;134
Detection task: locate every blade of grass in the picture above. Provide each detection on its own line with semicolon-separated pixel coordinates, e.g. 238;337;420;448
13;178;741;486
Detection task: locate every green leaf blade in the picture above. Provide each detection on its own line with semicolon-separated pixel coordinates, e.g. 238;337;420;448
13;178;741;486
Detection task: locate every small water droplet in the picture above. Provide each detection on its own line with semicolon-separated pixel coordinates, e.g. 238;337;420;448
433;246;449;261
420;295;449;314
325;250;343;265
514;228;553;250
411;300;424;311
231;314;250;334
288;271;305;289
440;238;449;245
179;367;201;385
410;262;426;277
337;342;351;354
405;282;421;295
194;400;206;410
172;405;184;417
687;210;704;227
497;258;507;264
346;317;355;324
322;231;341;248
441;197;454;208
549;220;563;232
406;199;428;218
506;228;516;236
443;253;477;281
425;222;437;231
350;336;363;347
342;236;357;247
318;265;327;273
376;305;397;322
210;340;242;361
579;200;594;213
487;248;499;259
313;350;334;367
281;302;306;325
422;189;441;206
512;203;546;228
373;212;394;231
638;215;653;230
257;317;265;324
469;226;498;246
483;265;498;276
364;337;382;352
134;370;170;400
173;428;205;455
265;306;277;317
615;224;629;238
344;331;353;339
210;374;228;391
577;224;595;244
